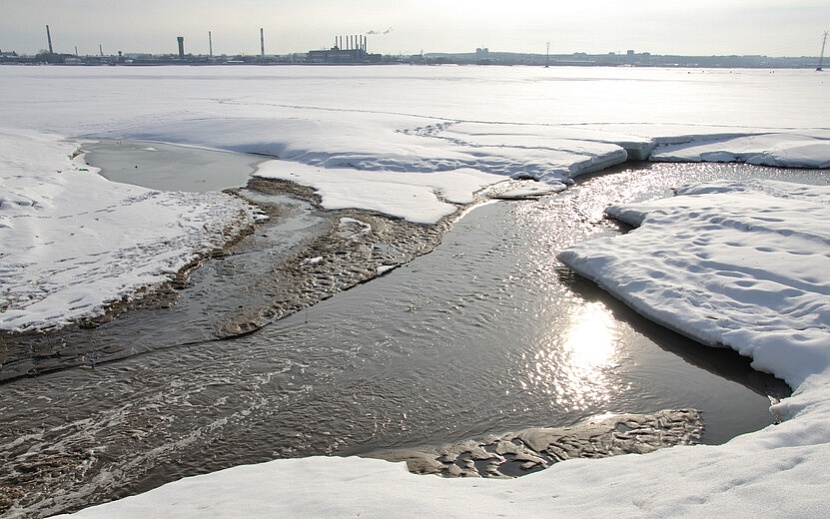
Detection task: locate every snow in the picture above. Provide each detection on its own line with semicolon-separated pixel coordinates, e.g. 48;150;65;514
559;180;830;388
254;161;503;224
0;129;256;332
652;133;830;168
1;65;830;517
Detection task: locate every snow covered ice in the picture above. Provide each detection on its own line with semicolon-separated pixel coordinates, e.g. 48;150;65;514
254;161;504;224
560;178;830;383
0;129;256;332
1;65;830;517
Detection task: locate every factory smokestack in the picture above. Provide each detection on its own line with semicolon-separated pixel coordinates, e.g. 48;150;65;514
209;31;213;57
46;25;53;54
177;36;184;57
260;28;265;57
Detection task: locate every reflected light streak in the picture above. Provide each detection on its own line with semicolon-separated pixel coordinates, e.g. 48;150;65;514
564;302;617;372
526;301;620;411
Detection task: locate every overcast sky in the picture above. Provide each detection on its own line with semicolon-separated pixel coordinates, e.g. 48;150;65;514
2;0;828;57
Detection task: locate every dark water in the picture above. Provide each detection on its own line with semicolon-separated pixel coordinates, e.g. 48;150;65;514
83;139;260;193
3;161;822;518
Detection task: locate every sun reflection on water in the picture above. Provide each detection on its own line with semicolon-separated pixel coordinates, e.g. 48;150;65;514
524;301;620;411
565;302;617;371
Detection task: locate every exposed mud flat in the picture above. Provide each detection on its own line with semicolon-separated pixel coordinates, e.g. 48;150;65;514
367;409;703;478
215;178;454;338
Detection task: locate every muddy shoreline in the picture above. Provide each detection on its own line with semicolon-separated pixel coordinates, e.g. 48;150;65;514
0;177;455;382
366;409;703;478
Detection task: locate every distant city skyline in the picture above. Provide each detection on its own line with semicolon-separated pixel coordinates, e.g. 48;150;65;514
2;0;828;57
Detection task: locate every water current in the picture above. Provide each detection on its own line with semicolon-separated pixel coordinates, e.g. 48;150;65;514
3;154;822;517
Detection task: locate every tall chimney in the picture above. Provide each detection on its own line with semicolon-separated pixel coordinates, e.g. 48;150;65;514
260;28;265;57
177;36;185;57
99;44;104;57
209;31;213;57
46;25;54;54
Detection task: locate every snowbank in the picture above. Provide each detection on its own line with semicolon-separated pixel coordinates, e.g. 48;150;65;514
53;441;830;518
254;161;504;224
0;130;256;332
652;133;830;168
559;180;830;389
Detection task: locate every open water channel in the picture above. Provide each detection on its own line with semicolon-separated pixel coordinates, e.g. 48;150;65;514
3;145;820;517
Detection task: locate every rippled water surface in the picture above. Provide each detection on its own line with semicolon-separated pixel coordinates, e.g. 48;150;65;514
3;162;823;517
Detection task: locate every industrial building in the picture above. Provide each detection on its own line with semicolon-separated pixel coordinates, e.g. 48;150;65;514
9;24;822;69
307;35;382;64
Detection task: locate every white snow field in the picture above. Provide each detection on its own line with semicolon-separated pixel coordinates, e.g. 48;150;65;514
0;129;256;332
1;65;829;517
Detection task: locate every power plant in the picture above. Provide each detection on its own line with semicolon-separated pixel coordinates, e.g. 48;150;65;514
11;24;820;69
25;24;385;65
306;34;382;64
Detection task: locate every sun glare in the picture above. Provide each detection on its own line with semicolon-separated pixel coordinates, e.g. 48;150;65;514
564;302;617;371
525;301;619;411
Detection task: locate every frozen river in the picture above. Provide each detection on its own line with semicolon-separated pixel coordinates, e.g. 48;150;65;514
1;65;827;518
1;157;812;517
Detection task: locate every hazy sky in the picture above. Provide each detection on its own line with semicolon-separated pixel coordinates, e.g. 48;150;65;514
2;0;828;57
